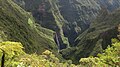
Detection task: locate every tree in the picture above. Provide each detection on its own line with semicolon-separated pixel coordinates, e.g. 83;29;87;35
0;41;25;67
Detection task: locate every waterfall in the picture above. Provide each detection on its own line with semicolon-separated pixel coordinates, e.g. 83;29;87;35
55;33;60;52
54;32;70;52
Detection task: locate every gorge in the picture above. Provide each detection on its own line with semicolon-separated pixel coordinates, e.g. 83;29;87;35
1;0;120;66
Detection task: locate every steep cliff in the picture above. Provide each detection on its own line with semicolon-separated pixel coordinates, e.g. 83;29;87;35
58;0;120;45
16;0;70;50
14;0;120;46
12;0;120;64
0;0;63;59
61;9;120;64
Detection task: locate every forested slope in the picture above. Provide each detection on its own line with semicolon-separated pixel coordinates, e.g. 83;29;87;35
0;0;61;57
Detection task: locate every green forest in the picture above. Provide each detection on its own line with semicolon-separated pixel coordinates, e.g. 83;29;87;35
0;0;120;67
0;38;120;66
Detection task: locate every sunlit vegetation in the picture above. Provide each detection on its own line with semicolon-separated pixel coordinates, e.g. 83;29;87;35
0;41;25;67
79;39;120;67
0;41;75;67
0;40;120;67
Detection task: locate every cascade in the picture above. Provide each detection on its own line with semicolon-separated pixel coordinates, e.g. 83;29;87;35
54;33;60;52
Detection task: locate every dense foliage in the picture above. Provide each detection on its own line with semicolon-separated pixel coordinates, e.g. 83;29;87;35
0;41;75;67
79;39;120;67
1;0;120;67
0;40;120;67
